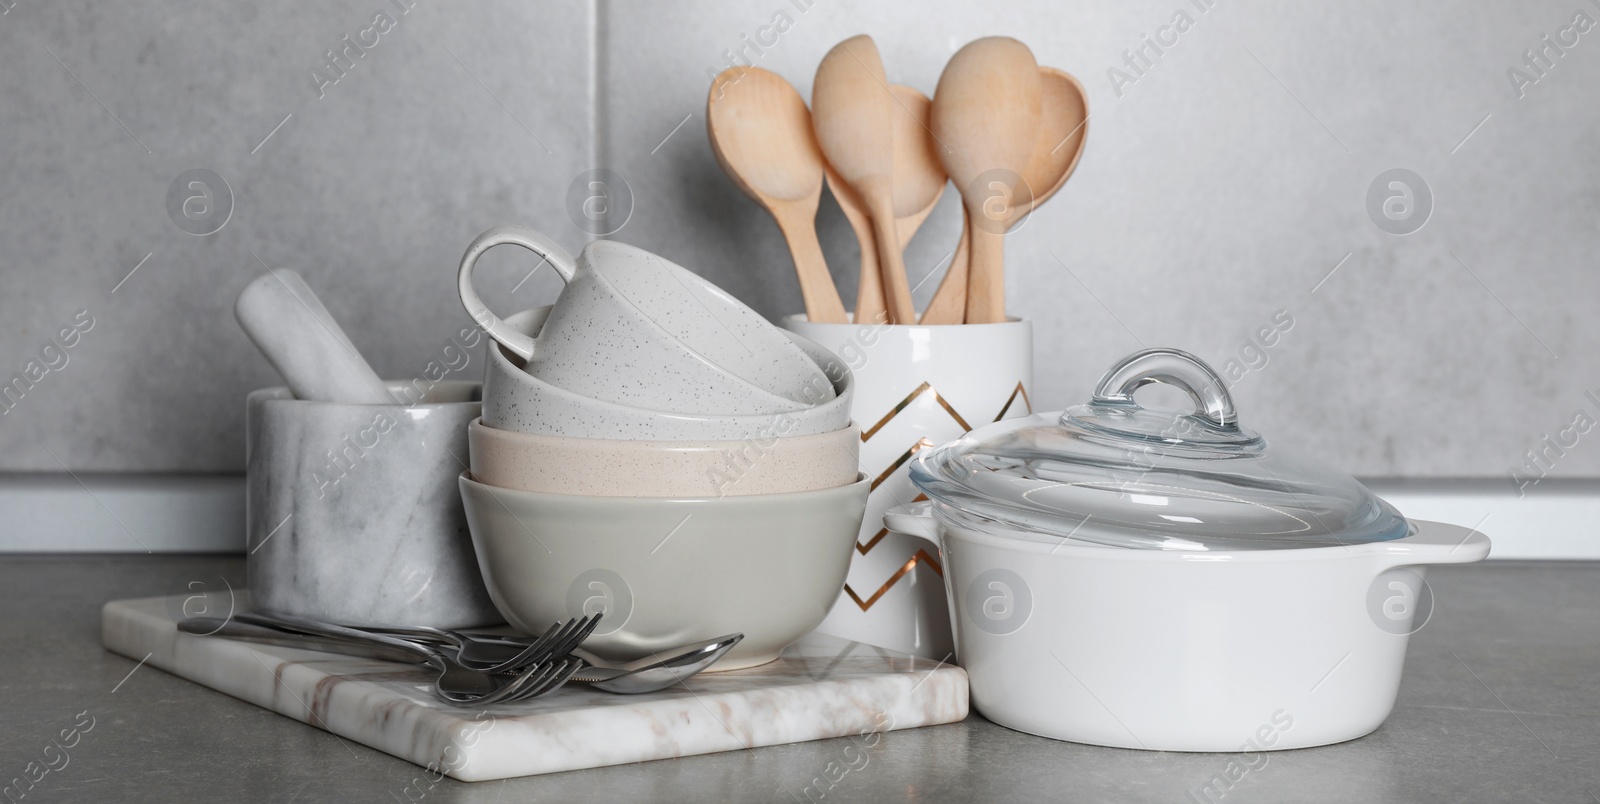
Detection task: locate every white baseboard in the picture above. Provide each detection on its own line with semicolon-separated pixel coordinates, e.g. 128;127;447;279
0;475;1593;559
0;474;243;553
1363;478;1598;560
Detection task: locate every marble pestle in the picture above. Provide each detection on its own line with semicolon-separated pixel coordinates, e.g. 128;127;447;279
234;269;393;404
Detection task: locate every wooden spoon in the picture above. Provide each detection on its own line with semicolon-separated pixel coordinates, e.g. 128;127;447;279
707;66;848;323
889;85;946;288
812;35;916;325
918;212;971;325
1014;67;1089;226
922;66;1088;325
930;37;1043;324
826;166;883;324
829;85;943;326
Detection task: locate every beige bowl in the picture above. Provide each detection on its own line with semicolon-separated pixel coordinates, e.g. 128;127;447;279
458;472;869;670
468;418;860;497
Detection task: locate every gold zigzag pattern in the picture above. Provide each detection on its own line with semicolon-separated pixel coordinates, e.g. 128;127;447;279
992;382;1032;423
843;381;1033;611
871;437;934;491
844;549;945;612
860;382;969;442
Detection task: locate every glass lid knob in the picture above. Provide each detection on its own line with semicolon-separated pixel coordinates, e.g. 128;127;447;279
1088;348;1238;429
1064;348;1260;447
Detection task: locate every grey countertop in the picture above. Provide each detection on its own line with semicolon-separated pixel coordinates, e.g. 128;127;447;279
2;556;1595;803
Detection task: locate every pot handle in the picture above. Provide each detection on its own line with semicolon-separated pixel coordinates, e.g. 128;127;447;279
1090;348;1239;431
1371;519;1491;570
457;225;577;362
883;502;940;546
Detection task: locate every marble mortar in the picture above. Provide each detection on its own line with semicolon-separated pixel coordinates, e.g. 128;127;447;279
246;380;499;628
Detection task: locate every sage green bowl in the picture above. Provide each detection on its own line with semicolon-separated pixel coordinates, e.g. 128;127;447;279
459;472;868;670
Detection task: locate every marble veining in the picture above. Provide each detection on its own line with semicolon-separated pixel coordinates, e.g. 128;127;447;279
245;383;500;629
101;596;969;782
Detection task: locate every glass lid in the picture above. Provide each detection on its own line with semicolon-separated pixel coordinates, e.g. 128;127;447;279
909;348;1409;551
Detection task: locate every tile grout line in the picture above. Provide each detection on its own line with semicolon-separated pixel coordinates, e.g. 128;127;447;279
590;0;606;247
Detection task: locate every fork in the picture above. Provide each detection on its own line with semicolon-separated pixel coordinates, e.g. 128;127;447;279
180;617;739;702
229;612;601;701
359;622;563;669
238;612;597;676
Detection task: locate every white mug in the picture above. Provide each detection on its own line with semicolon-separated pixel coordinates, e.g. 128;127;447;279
482;307;854;439
458;226;831;415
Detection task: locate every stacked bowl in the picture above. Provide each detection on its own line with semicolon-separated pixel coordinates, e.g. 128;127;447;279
456;226;869;670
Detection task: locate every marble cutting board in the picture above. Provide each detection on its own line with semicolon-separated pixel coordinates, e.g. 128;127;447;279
101;596;969;781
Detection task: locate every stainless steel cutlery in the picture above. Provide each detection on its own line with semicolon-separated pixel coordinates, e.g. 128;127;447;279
180;612;740;705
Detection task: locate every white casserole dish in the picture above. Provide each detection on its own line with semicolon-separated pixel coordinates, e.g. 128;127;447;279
885;348;1490;751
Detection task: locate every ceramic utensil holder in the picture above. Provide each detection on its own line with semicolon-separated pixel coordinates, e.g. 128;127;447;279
246;380;500;628
781;315;1033;659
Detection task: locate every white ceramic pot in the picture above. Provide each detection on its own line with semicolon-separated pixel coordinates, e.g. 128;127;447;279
484;307;853;439
781;314;1033;659
885;506;1487;751
884;348;1493;751
458;226;830;414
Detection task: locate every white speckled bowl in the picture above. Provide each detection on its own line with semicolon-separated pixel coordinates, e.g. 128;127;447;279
458;227;831;414
468;418;859;497
482;307;854;440
459;472;869;670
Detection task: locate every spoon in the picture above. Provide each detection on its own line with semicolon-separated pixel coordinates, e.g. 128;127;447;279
179;616;424;662
707;67;848;324
918;216;970;325
812;35;916;325
183;617;736;696
922;66;1088;325
183;615;508;702
570;633;745;693
888;85;946;299
363;621;571;670
237;610;599;677
931;37;1043;324
1018;67;1090;223
830;86;943;326
825;166;883;324
234;610;603;704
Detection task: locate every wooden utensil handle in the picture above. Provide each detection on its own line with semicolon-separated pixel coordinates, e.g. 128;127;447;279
919;210;970;325
853;225;884;325
873;216;916;325
964;225;1007;324
775;205;848;324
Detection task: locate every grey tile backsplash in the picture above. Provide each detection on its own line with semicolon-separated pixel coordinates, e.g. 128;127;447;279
1;0;1595;479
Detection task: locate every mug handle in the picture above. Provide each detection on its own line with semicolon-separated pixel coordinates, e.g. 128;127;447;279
457;225;577;362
